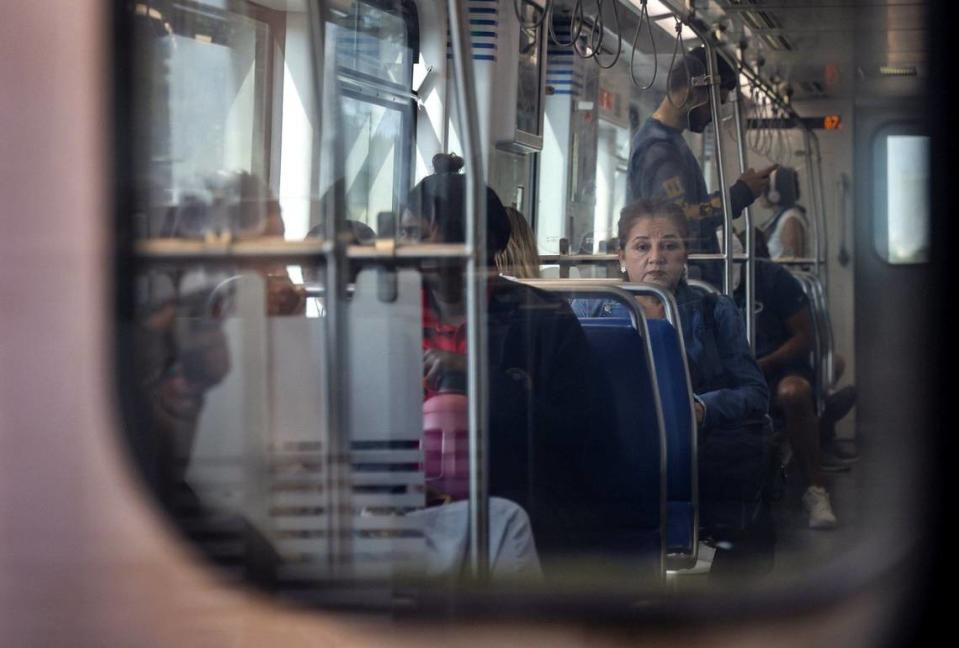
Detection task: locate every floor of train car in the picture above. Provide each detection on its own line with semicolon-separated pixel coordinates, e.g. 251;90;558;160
769;439;862;577
671;436;863;589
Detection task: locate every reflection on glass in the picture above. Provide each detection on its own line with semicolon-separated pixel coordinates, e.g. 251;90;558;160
340;95;403;226
516;1;544;136
333;0;412;86
120;0;886;614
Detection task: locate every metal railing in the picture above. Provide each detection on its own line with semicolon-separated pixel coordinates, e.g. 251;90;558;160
448;0;491;578
519;279;669;578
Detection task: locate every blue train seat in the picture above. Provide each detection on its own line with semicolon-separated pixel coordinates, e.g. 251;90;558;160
645;319;697;567
577;318;664;575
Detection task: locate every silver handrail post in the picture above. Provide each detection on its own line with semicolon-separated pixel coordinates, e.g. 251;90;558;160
307;0;352;579
802;129;823;287
705;39;734;296
811;131;830;299
447;0;490;579
732;45;755;352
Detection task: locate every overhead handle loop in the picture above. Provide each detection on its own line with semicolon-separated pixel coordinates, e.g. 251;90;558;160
629;0;657;90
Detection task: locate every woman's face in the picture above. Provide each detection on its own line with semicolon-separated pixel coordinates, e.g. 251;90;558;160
619;216;687;292
401;210;464;302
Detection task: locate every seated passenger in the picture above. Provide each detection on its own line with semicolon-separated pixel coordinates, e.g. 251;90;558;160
406;496;542;580
495;206;540;279
732;252;839;529
759;166;809;259
574;200;769;433
403;153;597;560
573;199;772;576
750;230;859;466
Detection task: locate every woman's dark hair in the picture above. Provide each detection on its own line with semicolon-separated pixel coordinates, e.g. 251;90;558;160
617;199;690;249
769;165;801;207
405;153;511;260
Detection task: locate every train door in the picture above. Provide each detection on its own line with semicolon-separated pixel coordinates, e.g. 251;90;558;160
853;105;932;558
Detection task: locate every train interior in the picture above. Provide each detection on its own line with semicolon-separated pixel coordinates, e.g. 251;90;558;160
0;0;947;644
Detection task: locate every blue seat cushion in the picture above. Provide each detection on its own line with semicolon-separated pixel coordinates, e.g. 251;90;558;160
580;323;663;538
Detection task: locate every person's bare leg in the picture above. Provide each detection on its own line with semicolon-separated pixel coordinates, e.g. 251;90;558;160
778;375;837;528
777;376;824;487
833;353;846;383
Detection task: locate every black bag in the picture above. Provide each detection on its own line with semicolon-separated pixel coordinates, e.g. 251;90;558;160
694;294;776;531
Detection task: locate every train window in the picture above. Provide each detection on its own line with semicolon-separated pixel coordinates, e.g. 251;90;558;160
333;0;417;226
874;131;930;264
112;0;931;626
137;1;276;216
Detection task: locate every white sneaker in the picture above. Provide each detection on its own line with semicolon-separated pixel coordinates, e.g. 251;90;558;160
802;486;838;529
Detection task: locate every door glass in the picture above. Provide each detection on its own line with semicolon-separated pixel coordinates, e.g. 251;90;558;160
878;134;930;264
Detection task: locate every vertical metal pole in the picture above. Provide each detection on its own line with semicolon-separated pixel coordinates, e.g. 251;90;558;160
308;0;352;578
705;40;734;295
810;132;833;385
802;129;822;282
732;50;755;352
811;132;830;298
447;0;490;578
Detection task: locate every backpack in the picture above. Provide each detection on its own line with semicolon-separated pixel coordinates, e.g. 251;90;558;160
693;293;777;533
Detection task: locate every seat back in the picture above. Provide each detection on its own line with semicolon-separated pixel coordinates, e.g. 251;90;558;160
790;271;828;414
579;319;664;551
645;320;695;504
645;318;698;565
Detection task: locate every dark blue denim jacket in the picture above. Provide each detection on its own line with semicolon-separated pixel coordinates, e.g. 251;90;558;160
571;283;769;431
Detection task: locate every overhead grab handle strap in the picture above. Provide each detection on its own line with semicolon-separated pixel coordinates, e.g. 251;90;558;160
665;17;693;110
594;0;623;69
547;0;585;48
629;0;658;90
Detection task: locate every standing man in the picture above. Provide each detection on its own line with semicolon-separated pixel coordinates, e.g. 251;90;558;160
628;46;775;286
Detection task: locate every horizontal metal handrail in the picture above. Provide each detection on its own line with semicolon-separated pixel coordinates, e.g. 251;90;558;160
539;253;756;264
772;257;818;265
134;238;472;263
134;237;333;261
539;254;619;264
346;243;471;260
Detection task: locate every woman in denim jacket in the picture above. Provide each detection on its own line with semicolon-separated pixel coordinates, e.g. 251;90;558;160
573;200;768;430
573;199;773;578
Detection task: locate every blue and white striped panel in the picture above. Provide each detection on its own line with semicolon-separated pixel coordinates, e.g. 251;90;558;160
545;16;582;96
447;0;499;62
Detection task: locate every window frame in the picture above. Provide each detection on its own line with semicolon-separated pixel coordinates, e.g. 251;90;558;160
332;0;419;222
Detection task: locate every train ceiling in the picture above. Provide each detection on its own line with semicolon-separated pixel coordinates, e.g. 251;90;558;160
717;0;928;101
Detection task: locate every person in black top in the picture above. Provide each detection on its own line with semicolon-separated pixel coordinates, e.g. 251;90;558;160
401;154;610;562
734;256;838;529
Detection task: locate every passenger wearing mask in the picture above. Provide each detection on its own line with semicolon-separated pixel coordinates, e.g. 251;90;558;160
628;46;775;288
402;154;597;562
572;200;772;577
759;166;809;259
728;235;838;529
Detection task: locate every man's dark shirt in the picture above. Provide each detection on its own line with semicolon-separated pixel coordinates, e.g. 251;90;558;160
628;117;754;259
735;259;809;361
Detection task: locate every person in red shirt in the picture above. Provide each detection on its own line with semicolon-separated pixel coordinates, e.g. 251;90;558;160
402;155;621;561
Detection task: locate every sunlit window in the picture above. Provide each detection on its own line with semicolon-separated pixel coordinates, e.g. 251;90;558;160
881;134;930;264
